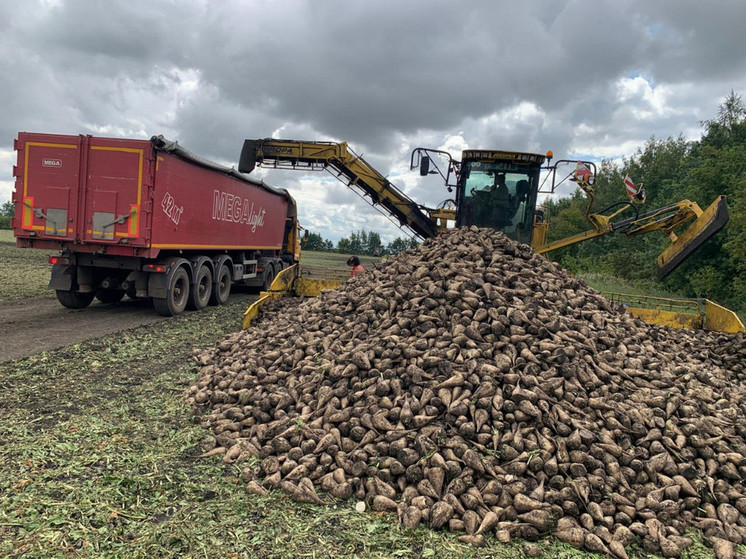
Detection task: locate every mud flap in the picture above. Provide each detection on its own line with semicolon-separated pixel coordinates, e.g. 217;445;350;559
49;263;74;291
656;196;729;279
147;257;190;299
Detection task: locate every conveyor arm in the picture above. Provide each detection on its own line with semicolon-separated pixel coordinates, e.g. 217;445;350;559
239;139;440;239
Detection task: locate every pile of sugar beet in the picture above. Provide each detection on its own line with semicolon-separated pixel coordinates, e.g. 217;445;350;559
187;226;746;558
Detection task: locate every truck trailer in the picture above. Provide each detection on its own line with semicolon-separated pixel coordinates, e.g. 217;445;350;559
12;133;301;316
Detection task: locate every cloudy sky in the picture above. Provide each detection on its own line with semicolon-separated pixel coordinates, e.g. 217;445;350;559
2;0;745;243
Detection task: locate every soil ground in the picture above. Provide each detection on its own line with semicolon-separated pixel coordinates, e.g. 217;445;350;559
0;292;255;363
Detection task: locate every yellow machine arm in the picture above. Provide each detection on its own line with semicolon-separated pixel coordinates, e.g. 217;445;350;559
533;164;729;279
534;196;729;279
242;263;349;328
239;139;444;239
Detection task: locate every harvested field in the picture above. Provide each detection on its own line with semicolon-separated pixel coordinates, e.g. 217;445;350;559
0;229;50;301
190;226;746;558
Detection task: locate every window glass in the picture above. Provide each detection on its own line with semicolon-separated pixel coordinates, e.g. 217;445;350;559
460;161;535;243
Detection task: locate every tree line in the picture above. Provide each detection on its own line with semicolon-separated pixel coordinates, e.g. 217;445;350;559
303;229;419;256
544;91;746;313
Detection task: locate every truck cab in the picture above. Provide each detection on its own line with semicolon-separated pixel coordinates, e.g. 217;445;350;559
454;149;547;245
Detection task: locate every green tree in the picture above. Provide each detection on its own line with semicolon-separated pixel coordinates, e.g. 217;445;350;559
386;236;418;255
337;229;389;255
337;230;363;254
1;200;13;217
677;90;746;307
366;231;383;256
0;200;12;229
303;232;334;252
541;92;745;312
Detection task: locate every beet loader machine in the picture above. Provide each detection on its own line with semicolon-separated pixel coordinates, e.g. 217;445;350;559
238;138;743;334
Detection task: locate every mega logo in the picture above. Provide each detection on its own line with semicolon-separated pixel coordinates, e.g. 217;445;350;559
212;189;266;232
42;158;62;168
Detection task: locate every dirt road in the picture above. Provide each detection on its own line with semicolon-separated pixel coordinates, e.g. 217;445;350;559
0;293;255;363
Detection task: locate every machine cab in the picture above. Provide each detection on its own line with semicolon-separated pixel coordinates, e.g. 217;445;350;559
455;149;546;245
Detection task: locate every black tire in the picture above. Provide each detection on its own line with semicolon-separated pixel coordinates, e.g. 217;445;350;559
95;289;125;304
188;264;212;311
56;290;95;309
262;264;276;291
209;264;231;306
152;267;189;317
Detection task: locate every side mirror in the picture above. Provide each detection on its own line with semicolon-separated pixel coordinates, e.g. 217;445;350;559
419;155;431;177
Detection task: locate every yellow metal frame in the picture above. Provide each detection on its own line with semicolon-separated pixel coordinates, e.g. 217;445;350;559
532;193;728;282
704;300;746;334
604;292;745;333
243;271;745;333
242;264;347;328
294;266;347;296
655;196;728;278
242;264;298;328
241;140;441;239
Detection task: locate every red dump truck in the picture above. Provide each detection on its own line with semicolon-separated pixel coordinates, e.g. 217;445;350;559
11;132;301;316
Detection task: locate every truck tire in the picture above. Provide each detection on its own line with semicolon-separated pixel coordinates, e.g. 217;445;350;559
95;289;125;304
209;264;231;306
188;264;212;311
56;289;95;309
152;267;189;317
262;264;276;291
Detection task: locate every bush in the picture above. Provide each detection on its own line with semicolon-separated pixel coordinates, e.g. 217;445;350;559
0;216;10;230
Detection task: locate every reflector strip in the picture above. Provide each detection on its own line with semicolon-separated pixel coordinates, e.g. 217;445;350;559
22;196;34;229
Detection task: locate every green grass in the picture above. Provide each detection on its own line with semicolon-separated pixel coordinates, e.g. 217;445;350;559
577;272;685;299
300;250;382;271
0;229;53;301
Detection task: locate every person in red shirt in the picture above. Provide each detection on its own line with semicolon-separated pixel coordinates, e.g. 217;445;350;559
347;256;365;277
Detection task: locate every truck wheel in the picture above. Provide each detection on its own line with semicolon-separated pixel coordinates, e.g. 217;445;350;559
209;265;231;306
56;290;95;309
153;267;189;317
95;289;125;304
262;265;276;291
188;264;213;310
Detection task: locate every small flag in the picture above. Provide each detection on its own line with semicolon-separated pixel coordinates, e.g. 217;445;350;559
624;174;638;197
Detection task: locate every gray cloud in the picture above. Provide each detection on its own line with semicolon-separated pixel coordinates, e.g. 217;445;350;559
1;0;745;242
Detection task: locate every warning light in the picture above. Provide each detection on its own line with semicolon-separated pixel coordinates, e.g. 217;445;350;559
144;263;169;273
